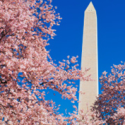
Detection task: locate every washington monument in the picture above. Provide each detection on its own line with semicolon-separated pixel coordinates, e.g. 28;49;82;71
79;2;98;112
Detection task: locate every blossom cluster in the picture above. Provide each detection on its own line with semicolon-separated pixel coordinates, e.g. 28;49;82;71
0;0;96;124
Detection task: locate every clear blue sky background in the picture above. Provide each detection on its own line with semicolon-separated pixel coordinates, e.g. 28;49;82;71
45;0;125;116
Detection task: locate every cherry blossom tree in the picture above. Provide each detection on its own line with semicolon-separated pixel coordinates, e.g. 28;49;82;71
73;109;105;125
0;0;100;124
92;63;125;124
111;107;125;124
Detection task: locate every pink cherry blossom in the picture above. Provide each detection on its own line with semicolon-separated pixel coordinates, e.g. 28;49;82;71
0;0;93;124
0;0;106;124
92;63;125;124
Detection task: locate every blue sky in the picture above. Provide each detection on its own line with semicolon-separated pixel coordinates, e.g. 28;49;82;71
45;0;125;116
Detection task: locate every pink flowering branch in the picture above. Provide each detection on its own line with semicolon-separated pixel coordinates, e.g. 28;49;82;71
0;0;94;124
92;63;125;124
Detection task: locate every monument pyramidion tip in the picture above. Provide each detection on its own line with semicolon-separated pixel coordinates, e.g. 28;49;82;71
85;1;96;12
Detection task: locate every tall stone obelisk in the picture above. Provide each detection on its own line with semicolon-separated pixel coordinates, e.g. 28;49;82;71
79;2;98;113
